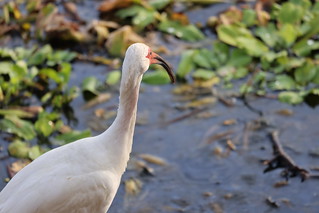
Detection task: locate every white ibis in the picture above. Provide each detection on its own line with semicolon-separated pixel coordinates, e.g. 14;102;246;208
0;43;175;213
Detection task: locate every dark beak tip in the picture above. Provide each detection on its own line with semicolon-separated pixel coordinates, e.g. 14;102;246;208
154;56;175;84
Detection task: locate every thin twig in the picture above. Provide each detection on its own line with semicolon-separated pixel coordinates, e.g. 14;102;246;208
161;107;207;127
263;131;310;182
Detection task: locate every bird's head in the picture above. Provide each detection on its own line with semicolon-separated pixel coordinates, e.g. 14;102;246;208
124;43;175;83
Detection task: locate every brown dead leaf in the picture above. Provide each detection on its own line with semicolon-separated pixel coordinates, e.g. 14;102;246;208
204;129;234;145
255;0;271;25
266;196;280;208
219;6;242;25
7;159;31;178
209;202;223;213
139;154;168;166
36;6;90;42
171;12;189;25
186;97;216;108
202;192;213;197
193;77;220;88
124;178;142;196
98;0;133;12
58;125;72;134
226;139;236;151
213;146;223;157
223;119;237;126
63;2;84;23
94;108;105;118
82;93;112;109
275;109;293;116
273;180;288;188
223;193;234;199
105;25;144;57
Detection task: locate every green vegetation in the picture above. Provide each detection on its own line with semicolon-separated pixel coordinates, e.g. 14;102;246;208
176;0;319;106
1;0;319;160
0;45;90;158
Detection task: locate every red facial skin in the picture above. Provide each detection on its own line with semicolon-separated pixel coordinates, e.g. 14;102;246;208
145;48;175;83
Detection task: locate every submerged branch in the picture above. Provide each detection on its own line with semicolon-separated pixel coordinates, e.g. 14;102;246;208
263;131;310;182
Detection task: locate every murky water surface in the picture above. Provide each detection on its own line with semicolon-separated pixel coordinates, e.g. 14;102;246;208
1;2;319;213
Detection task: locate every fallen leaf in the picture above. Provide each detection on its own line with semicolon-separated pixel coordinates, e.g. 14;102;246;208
202;192;213;197
105;26;144;57
266;196;280;208
124;178;142;196
63;2;84;23
139;153;168;166
219;6;242;25
275;109;293;116
213;145;223;157
273;180;288;188
226;139;236;151
82;93;112;109
98;0;133;12
209;202;223;213
186;97;216;108
8;159;31;178
222;119;237;126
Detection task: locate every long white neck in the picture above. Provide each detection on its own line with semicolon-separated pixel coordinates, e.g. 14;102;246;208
99;61;143;175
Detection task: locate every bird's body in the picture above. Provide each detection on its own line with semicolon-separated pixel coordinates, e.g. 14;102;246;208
0;43;174;213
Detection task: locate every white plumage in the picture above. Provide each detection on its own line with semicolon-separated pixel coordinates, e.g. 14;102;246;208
0;43;174;213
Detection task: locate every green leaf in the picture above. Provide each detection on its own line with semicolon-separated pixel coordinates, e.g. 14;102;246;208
106;70;121;85
293;39;319;56
242;9;256;27
193;49;213;69
158;19;204;41
133;8;156;30
279;91;303;104
35;116;54;137
59;62;72;83
294;61;316;85
278;2;304;24
312;67;319;85
142;69;171;85
0;48;17;60
0;109;33;118
82;76;100;97
237;37;268;56
0;62;14;75
28;145;43;160
234;67;248;79
28;45;53;66
55;129;91;144
117;5;156;30
212;41;229;65
217;24;268;56
217;24;247;46
228;49;252;67
176;50;197;78
278;24;298;46
271;75;296;90
255;24;279;47
116;5;142;18
0;116;36;140
192;69;216;80
150;0;171;10
8;140;30;159
47;50;77;66
40;68;63;83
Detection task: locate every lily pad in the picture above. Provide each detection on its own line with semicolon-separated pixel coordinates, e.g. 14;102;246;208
158;19;204;41
142;69;171;85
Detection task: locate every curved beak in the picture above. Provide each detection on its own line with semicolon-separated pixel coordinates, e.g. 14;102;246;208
150;53;175;83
